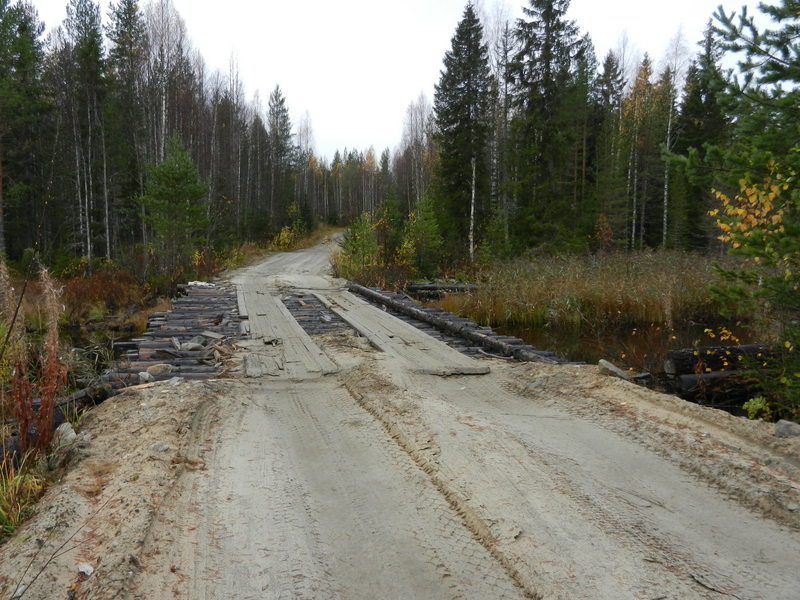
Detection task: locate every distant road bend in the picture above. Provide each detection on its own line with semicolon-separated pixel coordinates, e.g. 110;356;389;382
128;238;799;600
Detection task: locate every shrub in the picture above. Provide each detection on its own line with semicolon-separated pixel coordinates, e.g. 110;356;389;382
332;213;381;282
61;263;144;324
401;195;443;278
711;162;800;419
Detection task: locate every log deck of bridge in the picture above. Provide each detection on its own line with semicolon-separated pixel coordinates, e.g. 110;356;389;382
107;285;240;384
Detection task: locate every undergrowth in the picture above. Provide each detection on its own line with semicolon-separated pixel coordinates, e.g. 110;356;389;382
331;200;442;288
59;261;145;325
1;260;69;541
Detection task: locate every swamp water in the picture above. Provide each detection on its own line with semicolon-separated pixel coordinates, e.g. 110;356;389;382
422;292;756;373
495;321;758;374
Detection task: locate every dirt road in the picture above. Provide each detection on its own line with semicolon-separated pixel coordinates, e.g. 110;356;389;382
1;240;799;600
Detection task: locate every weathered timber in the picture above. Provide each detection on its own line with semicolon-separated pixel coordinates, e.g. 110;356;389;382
672;371;760;406
139;349;214;360
114;358;218;368
281;294;354;337
106;284;239;385
664;344;774;376
347;283;563;364
406;283;479;296
112;365;218;374
105;372;219;384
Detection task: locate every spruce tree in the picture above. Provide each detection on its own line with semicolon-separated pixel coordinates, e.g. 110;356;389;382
141;137;208;276
508;0;584;246
267;85;295;228
433;2;492;261
671;25;727;249
0;0;46;259
106;0;148;249
593;51;627;246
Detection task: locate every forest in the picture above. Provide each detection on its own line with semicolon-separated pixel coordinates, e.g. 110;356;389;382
0;0;795;270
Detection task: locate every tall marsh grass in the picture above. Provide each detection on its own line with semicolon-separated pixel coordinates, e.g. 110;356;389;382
439;251;734;329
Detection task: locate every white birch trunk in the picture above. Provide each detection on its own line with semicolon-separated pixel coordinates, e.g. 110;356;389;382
662;101;674;248
470;157;476;263
100;119;111;260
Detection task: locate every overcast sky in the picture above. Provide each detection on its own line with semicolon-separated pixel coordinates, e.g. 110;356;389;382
34;0;761;161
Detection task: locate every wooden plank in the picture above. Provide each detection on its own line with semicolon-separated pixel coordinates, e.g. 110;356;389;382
201;330;226;340
315;291;489;376
236;286;248;319
239;285;338;379
244;353;282;377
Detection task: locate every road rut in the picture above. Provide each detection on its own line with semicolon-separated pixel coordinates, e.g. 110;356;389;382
130;380;523;599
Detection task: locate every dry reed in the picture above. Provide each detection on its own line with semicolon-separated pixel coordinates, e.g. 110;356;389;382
439;251;733;329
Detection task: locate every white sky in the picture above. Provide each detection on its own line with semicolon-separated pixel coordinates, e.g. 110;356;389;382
34;0;761;161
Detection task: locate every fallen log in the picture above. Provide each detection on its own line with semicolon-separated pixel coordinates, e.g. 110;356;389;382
104;372;220;384
672;371;760;405
664;344;774;376
347;283;562;364
406;283;479;295
109;365;218;374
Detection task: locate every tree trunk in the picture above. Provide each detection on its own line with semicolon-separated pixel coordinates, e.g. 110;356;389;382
72;111;85;258
630;145;638;250
470;156;476;262
662;101;674;248
86;102;95;261
0;142;5;258
101;119;111;261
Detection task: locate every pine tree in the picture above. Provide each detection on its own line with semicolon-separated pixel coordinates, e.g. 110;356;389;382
714;0;800;168
433;1;492;261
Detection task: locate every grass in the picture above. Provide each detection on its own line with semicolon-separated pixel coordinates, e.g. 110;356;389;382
0;453;44;538
435;250;737;330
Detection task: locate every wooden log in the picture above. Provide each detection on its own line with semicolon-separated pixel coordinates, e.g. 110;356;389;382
109;365;218;374
347;283;562;364
673;371;760;403
143;329;236;339
104;371;220;384
140;349;214;359
407;283;479;294
111;357;216;368
664;344;774;376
